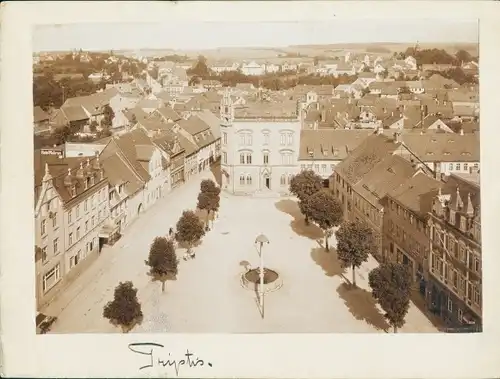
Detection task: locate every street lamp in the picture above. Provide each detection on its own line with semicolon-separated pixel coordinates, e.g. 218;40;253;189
254;234;269;319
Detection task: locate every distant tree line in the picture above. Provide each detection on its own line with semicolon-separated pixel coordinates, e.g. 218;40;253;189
187;55;357;91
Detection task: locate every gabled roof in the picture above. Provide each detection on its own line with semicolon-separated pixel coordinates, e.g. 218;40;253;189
387;172;442;218
62;106;89;122
299;129;373;161
155;107;181;122
34;106;49;123
194;109;222;139
354;154;418;208
123;107;149;123
177;116;210;136
401;132;480;162
100;153;144;196
335;133;401;184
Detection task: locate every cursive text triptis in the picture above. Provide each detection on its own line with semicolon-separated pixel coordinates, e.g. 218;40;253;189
128;342;212;376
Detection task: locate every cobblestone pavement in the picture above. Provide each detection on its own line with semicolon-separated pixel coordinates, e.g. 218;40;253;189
43;172;438;334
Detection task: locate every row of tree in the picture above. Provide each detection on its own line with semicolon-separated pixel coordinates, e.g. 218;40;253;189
102;179;221;332
289;170;412;333
400;47;477;66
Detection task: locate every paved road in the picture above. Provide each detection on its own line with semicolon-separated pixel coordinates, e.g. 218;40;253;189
44;171;438;334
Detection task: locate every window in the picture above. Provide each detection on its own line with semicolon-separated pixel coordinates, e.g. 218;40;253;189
76;205;80;218
92;216;95;227
42;264;61;292
41;219;47;235
239;134;245;145
281;153;292;165
223;132;227;144
474;163;479;169
76;227;80;240
459;244;466;262
41;246;48;263
70;252;80;268
263;152;269;164
455;163;461;171
246;174;252;185
330;164;335;171
239;174;245;185
53;238;59;255
246;134;253;145
449;163;453;170
447;298;453;312
473;287;480;305
288;174;293;184
223;152;227;164
85;220;89;232
287;133;293;145
474;258;480;273
280;134;286;145
453;270;458;288
68;211;72;224
84;200;88;212
458;309;463;322
69;232;73;246
280;174;286;186
314;164;320;172
246;153;252;164
240;153;245;164
321;164;327;173
463;163;468;172
301;164;306;170
263;132;270;145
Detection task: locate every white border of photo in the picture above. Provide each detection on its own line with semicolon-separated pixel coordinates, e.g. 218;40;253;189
1;1;500;378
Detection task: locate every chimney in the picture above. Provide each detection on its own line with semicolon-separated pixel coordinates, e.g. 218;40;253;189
460;128;464;136
391;111;394;117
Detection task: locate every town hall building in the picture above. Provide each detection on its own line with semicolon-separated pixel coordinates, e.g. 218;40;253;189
219;90;301;195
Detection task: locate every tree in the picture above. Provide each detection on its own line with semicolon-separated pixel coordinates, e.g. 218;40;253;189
188;55;211;78
335;221;376;287
303;189;343;251
368;263;412;333
175;210;205;255
289;170;324;225
103;281;143;333
455;49;473;65
197;179;221;229
145;237;178;292
89;120;98;133
102;104;115;128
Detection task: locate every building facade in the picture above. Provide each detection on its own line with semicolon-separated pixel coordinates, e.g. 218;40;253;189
34;155;109;309
219;91;301;195
427;173;482;330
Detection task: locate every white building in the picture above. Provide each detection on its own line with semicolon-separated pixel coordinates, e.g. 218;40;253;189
241;61;265;76
219;91;301;195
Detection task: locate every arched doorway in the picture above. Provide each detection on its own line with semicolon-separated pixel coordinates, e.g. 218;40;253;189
263;173;270;189
137;203;144;216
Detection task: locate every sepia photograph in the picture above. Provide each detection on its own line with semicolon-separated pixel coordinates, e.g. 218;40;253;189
2;2;499;378
31;18;482;335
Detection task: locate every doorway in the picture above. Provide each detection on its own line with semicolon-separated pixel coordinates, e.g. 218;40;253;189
265;176;270;189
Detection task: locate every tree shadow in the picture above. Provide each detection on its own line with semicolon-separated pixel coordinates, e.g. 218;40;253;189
310;247;348;279
275;199;323;240
110;314;144;333
336;282;389;332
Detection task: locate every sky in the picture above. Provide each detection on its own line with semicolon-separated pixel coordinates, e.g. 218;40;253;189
33;19;479;52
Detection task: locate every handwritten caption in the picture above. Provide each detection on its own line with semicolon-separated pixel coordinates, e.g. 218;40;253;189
128;342;212;376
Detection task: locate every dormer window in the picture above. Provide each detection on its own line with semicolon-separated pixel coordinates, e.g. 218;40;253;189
71;186;77;197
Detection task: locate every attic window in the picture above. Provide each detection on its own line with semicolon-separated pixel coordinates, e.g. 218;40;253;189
431;139;437;143
448;139;455;143
426;152;434;155
443;152;451;155
461;152;471;156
